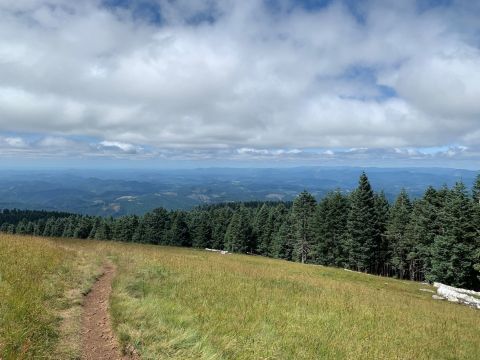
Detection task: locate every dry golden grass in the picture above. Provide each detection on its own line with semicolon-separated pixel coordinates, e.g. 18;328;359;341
1;235;479;359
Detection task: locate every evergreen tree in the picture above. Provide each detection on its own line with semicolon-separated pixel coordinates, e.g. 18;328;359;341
88;218;101;239
313;190;349;266
375;191;390;275
404;187;442;281
254;204;273;256
271;214;295;260
211;207;232;249
142;208;170;244
169;211;191;247
74;217;93;239
113;215;138;242
43;218;56;237
292;191;317;263
429;182;477;288
94;218;112;240
472;174;480;204
386;189;412;279
191;211;212;248
224;206;251;253
16;219;28;235
62;216;76;238
344;173;381;272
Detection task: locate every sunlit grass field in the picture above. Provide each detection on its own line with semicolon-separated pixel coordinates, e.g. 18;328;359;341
1;234;480;359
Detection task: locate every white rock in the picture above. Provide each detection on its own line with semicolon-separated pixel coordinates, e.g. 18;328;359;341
420;288;435;293
433;283;480;309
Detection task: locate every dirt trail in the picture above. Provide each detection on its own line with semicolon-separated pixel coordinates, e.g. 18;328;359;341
81;263;138;360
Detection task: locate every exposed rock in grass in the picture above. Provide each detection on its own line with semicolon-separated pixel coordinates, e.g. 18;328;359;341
205;248;229;255
433;283;480;309
420;288;435;293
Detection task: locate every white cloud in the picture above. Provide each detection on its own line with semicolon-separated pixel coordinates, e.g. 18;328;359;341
0;0;479;161
4;136;27;148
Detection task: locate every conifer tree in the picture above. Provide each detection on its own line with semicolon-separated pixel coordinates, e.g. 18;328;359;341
224;206;251;253
344;173;380;272
292;191;316;263
95;218;112;240
313;190;349;266
429;182;477;288
169;211;191;247
271;214;295;260
254;204;273;256
386;189;412;278
211;207;232;249
142;208;169;244
375;191;390;275
191;211;212;248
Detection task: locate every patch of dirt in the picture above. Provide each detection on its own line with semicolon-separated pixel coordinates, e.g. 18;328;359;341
81;263;139;360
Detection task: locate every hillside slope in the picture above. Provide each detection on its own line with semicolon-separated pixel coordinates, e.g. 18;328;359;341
1;235;479;359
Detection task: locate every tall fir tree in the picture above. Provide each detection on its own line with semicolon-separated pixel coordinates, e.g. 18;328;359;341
169;211;191;247
271;214;295;260
292;191;317;263
254;204;273;256
191;211;212;248
224;206;252;253
375;191;390;275
344;173;381;272
313;190;349;266
429;182;478;288
386;189;412;279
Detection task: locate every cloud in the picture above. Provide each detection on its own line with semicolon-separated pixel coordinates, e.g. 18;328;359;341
98;140;142;154
0;0;479;164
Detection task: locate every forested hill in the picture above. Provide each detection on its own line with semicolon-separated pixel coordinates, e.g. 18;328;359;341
2;172;480;290
0;167;477;216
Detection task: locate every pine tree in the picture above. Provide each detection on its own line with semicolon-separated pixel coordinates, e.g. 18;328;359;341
43;218;56;237
292;191;317;263
428;182;477;288
224;206;251;253
404;187;443;281
271;214;295;260
191;211;212;248
375;191;390;275
386;189;412;279
142;208;170;244
62;216;76;238
113;215;138;242
95;218;112;240
74;217;93;239
472;174;480;204
344;173;381;272
254;204;272;256
169;211;191;247
313;190;349;266
211;207;232;250
16;219;28;235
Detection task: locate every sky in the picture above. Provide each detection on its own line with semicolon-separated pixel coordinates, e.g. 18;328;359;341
0;0;480;169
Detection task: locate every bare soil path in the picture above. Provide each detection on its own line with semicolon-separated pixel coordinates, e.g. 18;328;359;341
81;262;138;360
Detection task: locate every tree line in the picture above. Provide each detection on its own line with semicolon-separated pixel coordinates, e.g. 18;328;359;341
1;172;479;290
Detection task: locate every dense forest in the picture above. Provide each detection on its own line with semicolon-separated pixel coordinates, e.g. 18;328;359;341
2;172;480;290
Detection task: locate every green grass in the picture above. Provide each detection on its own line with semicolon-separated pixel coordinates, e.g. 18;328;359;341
1;235;479;359
110;245;480;360
0;235;102;359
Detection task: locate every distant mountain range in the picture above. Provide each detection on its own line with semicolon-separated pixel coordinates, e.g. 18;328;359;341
0;167;477;216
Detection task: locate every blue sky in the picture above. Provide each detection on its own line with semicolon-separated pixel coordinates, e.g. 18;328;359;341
0;0;479;169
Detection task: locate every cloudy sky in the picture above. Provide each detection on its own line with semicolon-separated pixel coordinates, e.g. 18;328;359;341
1;0;479;168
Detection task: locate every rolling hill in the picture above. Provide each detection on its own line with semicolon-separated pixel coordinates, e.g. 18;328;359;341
1;234;479;359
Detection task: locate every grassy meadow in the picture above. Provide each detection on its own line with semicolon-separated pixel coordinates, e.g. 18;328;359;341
1;234;479;359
